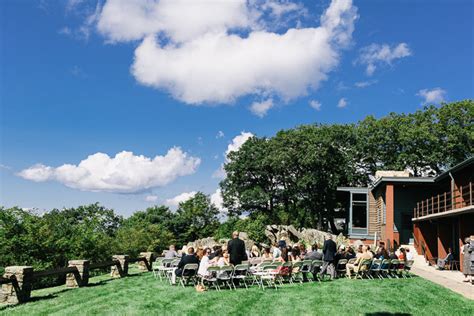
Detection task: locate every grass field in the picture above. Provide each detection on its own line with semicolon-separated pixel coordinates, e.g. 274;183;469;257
1;266;473;316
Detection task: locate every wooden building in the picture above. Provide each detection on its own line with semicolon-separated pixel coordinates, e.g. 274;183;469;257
337;157;473;268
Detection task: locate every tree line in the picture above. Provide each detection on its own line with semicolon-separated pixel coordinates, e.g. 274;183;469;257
220;100;473;230
1;100;472;285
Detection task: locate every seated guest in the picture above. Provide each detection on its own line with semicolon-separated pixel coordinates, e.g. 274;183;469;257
208;245;221;260
375;244;389;259
275;246;289;263
334;245;346;264
291;246;301;262
164;245;178;259
196;247;205;260
299;244;307;259
346;245;373;279
198;248;212;277
218;250;231;266
398;247;407;262
303;244;323;282
345;246;356;259
262;247;273;259
367;245;376;257
250;245;261;258
437;248;454;270
305;244;323;260
356;245;363;258
172;247;199;284
272;243;282;259
389;250;399;260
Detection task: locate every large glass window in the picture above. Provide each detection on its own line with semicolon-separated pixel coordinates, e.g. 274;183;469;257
352;203;367;228
351;192;367;234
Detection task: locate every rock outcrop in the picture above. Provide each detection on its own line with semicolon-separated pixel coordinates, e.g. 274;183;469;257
265;225;349;247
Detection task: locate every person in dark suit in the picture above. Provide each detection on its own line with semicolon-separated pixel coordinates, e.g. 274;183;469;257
172;247;200;284
227;231;247;265
319;234;337;280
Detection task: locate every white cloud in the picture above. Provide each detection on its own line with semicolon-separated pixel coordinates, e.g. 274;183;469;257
225;132;254;158
97;0;253;43
309;100;322;111
250;99;274;117
261;0;305;18
337;97;347;108
354;80;377;88
213;131;254;179
101;0;358;105
165;191;197;207
357;42;411;76
18;148;200;193
145;195;158;202
211;188;227;213
417;88;446;104
216;131;225;139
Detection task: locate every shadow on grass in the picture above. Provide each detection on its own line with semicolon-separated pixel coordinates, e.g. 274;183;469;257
0;294;58;311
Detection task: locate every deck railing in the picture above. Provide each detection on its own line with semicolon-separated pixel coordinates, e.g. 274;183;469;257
413;182;473;219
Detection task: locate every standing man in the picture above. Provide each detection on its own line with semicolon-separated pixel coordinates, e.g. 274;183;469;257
227;231;247;265
319;234;337;280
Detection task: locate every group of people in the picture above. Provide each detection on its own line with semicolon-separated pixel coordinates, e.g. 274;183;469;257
162;232;474;287
162;232;413;285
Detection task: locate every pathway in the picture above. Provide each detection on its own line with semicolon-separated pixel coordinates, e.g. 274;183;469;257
403;245;474;300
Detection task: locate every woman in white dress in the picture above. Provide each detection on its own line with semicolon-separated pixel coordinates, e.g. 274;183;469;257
198;248;212;277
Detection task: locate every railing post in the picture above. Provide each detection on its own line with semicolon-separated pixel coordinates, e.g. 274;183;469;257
437;194;440;214
421;200;424;216
111;255;129;278
0;266;33;304
66;260;90;288
470;182;472;206
431;196;434;214
459;185;462;208
444;192;447;211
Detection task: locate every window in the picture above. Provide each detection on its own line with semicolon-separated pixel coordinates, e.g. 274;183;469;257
352;203;367;228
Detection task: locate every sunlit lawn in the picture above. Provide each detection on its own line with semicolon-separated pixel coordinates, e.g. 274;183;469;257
1;265;473;315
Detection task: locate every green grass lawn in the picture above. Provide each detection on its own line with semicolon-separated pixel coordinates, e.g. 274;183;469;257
1;266;473;316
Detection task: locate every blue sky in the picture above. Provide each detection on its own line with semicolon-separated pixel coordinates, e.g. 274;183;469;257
0;0;472;216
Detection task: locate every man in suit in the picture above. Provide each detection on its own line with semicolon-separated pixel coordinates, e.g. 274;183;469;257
171;246;199;284
319;234;337;280
227;231;247;265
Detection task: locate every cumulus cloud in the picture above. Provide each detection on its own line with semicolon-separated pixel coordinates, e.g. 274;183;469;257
145;195;158;202
417;88;446;104
213;131;254;179
356;42;411;76
337;97;347;108
225;132;254;158
97;0;253;43
216;131;225;139
165;191;197;207
96;0;358;105
18;148;200;193
309;100;322;111
211;188;227;213
250;99;274;117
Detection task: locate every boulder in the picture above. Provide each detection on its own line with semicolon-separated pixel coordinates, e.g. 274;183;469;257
265;225;350;248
